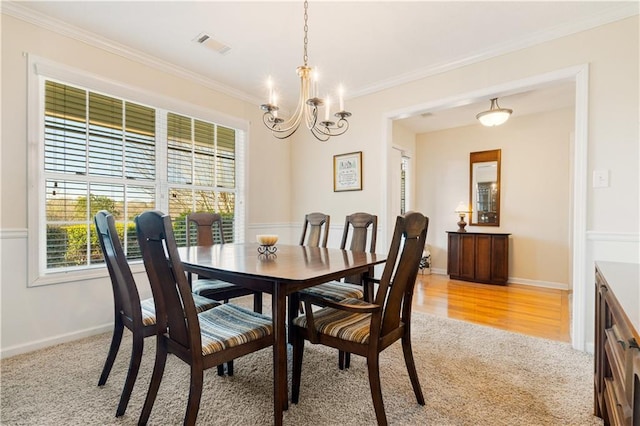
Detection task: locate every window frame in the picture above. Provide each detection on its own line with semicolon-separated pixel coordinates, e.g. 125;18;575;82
27;55;248;287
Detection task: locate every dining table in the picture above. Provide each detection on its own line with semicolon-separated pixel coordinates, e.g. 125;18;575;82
177;242;386;425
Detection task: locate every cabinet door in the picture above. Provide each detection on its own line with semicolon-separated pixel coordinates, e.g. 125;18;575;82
459;234;476;280
474;234;492;282
447;233;460;276
491;235;509;283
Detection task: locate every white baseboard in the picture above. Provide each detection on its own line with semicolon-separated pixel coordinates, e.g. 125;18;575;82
426;269;569;290
507;277;569;290
1;323;112;359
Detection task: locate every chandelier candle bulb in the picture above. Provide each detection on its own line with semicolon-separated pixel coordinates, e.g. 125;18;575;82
268;78;274;105
313;71;319;99
325;97;331;121
339;86;344;112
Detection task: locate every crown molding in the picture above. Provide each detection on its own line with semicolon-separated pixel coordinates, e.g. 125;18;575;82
3;1;638;102
1;1;264;106
350;3;639;99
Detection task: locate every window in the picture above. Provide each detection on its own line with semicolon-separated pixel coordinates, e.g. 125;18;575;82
400;156;409;214
29;57;246;286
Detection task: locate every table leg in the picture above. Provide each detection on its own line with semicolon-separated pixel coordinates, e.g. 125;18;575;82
288;292;300;342
273;282;288;426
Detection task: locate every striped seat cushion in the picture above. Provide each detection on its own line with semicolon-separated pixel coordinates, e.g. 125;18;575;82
198;303;273;356
293;298;376;344
192;279;239;295
139;295;219;327
298;281;364;302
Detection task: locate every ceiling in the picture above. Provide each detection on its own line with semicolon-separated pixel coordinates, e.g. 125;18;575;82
6;1;638;132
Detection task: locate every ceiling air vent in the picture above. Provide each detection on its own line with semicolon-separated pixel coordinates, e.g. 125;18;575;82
193;32;231;55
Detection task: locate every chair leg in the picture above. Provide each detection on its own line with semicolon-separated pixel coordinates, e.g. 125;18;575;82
253;292;263;314
291;332;305;404
338;350;351;370
115;330;144;416
138;339;168;425
216;365;224;376
98;320;124;386
184;365;204;425
401;335;425;405
227;360;234;376
367;353;388;426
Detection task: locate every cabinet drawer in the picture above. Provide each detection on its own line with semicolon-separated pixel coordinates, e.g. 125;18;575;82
605;330;634;421
605;377;628;426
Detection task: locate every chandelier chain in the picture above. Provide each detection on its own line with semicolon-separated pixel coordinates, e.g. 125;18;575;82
303;0;309;66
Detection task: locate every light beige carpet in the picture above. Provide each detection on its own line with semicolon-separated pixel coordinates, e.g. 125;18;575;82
1;309;602;425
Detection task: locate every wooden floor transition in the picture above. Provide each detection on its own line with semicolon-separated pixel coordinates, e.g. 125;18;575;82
412;273;571;342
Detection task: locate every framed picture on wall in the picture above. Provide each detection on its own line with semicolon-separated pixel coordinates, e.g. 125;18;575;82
333;151;362;192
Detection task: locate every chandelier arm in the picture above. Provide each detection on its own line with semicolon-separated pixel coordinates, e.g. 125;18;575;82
310;117;349;137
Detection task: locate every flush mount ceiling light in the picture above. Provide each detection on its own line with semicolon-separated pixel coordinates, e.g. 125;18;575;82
476;98;513;127
260;0;351;142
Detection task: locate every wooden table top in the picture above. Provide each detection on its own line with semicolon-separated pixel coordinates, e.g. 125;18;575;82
178;243;385;284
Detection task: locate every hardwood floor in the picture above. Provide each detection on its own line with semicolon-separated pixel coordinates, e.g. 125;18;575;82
412;273;571;342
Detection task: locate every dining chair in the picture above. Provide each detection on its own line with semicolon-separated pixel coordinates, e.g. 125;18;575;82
186;212;263;314
291;211;429;426
135;210;274;426
299;211;330;248
299;212;377;302
94;211;218;417
298;212;378;369
291;212;330;328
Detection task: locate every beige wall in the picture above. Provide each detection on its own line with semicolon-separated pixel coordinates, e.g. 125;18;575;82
1;12;638;356
289;16;639;350
0;14;291;356
291;16;638;237
413;107;574;287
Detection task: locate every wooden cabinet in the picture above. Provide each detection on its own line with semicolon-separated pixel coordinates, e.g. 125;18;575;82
594;261;640;426
446;231;510;285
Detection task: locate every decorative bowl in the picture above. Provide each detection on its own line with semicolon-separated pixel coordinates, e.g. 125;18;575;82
256;234;278;246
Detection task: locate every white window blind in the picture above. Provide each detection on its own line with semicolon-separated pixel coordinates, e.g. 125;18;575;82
38;78;243;278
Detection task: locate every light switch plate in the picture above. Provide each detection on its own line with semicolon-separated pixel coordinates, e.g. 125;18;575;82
593;170;609;188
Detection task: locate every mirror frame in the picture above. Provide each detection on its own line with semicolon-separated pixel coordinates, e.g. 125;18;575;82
469;149;501;226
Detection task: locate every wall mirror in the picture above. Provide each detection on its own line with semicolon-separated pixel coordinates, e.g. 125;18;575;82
469;149;501;226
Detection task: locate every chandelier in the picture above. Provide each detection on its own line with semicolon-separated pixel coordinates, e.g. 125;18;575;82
260;0;351;142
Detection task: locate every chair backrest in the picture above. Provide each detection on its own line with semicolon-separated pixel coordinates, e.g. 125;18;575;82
94;210;143;326
340;212;378;284
340;212;377;252
299;212;330;248
136;210;201;354
186;212;225;247
373;211;429;338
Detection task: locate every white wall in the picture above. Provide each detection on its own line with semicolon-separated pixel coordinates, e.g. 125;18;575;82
0;14;291;357
414;107;574;288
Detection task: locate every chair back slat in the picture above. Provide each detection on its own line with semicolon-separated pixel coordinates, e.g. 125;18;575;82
299;212;330;248
136;211;202;352
374;212;429;336
340;212;378;284
186;212;225;247
94;211;142;325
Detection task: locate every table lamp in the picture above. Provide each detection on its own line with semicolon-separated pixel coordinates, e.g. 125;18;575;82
455;202;470;232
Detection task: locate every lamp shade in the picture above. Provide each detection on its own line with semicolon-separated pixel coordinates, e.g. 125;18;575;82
455;202;469;213
476;98;512;127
